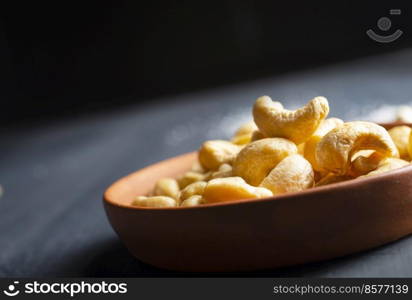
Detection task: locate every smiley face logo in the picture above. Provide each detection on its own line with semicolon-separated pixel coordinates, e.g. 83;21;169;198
3;281;20;297
367;9;403;43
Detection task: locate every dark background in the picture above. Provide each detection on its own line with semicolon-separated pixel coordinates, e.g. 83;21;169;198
2;1;412;277
0;0;411;125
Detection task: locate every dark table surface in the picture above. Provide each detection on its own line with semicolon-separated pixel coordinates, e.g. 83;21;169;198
2;50;412;277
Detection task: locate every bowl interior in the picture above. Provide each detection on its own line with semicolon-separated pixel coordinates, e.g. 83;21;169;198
104;122;412;209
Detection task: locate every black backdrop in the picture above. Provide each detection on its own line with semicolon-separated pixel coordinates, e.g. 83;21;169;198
0;0;411;124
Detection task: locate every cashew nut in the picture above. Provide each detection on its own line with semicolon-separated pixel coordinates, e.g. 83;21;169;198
177;171;208;189
361;158;409;177
180;195;205;207
303;118;344;171
253;96;329;144
210;163;233;179
132;196;177;208
250;130;266;142
388;126;411;160
198;140;241;170
316;121;399;175
153;178;180;200
349;151;385;177
203;177;273;204
260;155;314;194
233;138;298;186
179;181;207;201
231;121;258;145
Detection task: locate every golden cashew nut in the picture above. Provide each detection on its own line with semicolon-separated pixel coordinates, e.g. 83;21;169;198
210;163;233;179
233;138;298;186
316;121;399;175
198;140;241;170
203;177;273;204
361;158;409;177
153;178;180;200
177;171;208;189
260;155;314;194
388;126;411;160
250;130;266;142
231;121;258;145
303;118;344;171
253;96;329;144
180;195;205;207
132;196;177;208
179;181;207;201
349;151;385;177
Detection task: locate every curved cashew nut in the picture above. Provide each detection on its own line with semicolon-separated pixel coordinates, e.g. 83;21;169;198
153;178;180;200
303;118;344;171
253;96;329;144
260;155;314;194
210;163;233;180
177;171;209;189
250;130;266;142
203;177;273;204
181;195;205;207
316;122;399;175
349;151;385;177
233;138;297;186
388;126;411;160
362;158;409;177
132;196;177;208
198;140;241;170
179;181;207;201
231;121;258;145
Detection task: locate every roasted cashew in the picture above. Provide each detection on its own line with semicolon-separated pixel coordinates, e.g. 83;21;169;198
260;155;314;194
388;126;411;160
231;121;258;145
198;140;241;170
180;195;204;207
179;181;207;201
210;163;233;180
233;138;298;186
177;171;209;189
303;118;344;171
349;151;385;177
132;196;177;208
253;96;329;144
250;130;266;142
153;178;180;200
203;177;273;204
316;122;399;175
361;158;409;177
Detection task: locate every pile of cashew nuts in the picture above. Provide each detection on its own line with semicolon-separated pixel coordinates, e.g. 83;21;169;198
132;96;412;208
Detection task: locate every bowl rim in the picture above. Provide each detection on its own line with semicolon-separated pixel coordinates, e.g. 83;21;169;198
104;153;412;211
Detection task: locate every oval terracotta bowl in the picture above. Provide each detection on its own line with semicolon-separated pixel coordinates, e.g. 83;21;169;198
103;123;412;272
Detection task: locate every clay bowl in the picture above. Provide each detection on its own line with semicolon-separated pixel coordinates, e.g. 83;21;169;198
103;122;412;272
